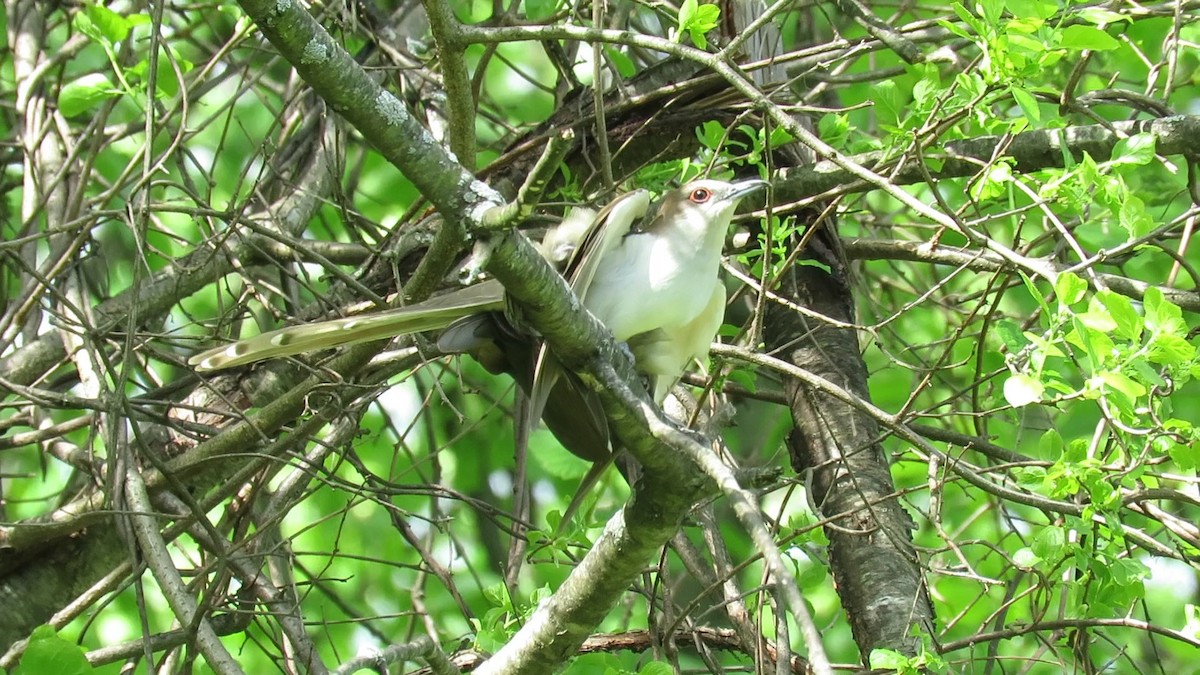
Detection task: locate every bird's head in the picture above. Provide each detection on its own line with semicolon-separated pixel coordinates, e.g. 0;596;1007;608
650;178;769;240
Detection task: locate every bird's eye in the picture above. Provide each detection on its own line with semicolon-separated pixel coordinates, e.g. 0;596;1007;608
689;188;712;203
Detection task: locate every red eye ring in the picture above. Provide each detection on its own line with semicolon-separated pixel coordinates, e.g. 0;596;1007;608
690;188;712;203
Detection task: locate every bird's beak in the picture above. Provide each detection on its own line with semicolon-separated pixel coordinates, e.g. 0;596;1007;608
727;178;770;201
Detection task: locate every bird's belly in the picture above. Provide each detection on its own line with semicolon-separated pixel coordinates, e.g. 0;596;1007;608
584;250;715;342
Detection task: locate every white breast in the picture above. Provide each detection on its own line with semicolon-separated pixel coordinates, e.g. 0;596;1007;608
583;232;722;343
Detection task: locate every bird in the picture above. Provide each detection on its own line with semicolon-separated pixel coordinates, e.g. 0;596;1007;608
528;178;768;409
190;178;767;521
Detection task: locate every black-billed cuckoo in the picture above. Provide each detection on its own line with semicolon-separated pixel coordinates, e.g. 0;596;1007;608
190;178;766;508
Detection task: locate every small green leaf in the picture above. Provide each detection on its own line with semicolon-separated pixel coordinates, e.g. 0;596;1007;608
1096;290;1143;342
726;368;757;394
525;0;557;21
1118;195;1154;239
482;583;509;608
1095;370;1146;402
1144;286;1186;335
1006;19;1045;35
1075;7;1132;24
818;113;850;148
1011;86;1040;123
1018;271;1053;321
678;1;720;49
1148;333;1195;366
869;649;910;670
1076;306;1117;333
1013;466;1047;487
638;662;674;675
1054;272;1088;306
604;48;636;78
953;2;990;39
1130;359;1167;387
675;0;719;48
1060;25;1120;51
1007;0;1058;19
14;626;93;675
1013;547;1041;569
58;73;120;117
977;0;1003;25
971;161;1012;200
87;3;133;42
697;120;726;150
1110;133;1156;166
677;0;697;32
767;126;795;147
877;80;906;129
1004;373;1044;407
127;49;194;98
995;319;1030;353
1032;525;1067;561
1109;558;1150;587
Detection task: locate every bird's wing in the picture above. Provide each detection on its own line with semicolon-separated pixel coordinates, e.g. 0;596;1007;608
190;280;506;371
525;190;652;435
564;189;652;300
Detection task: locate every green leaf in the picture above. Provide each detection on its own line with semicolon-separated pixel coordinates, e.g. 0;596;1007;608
697;120;726;150
1013;466;1046;487
820;112;849;147
1096;290;1143;341
869;649;910;670
971;160;1012;200
1110;133;1156;166
953;2;989;38
873;80;903;129
1148;333;1195;366
638;662;674;675
1076;305;1117;333
1144;286;1186;336
1075;7;1132;24
1118;194;1154;239
1013;547;1041;569
1006;18;1045;35
58;73;120;117
677;0;697;31
1033;525;1068;560
604;48;636;78
87;4;131;42
14;626;93;675
995;320;1030;353
1004;373;1044;407
976;0;1001;25
767;126;795;147
127;49;195;99
1093;371;1146;409
1054;272;1088;306
1109;557;1150;588
1018;271;1054;322
687;4;720;49
674;0;720;49
1060;25;1120;51
727;368;757;394
1039;429;1064;457
1007;0;1058;19
525;0;557;21
1010;86;1040;123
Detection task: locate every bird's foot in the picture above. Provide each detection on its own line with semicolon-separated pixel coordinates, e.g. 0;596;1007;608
616;341;637;364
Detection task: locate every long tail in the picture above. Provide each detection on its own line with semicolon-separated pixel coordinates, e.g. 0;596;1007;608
189;280;505;371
